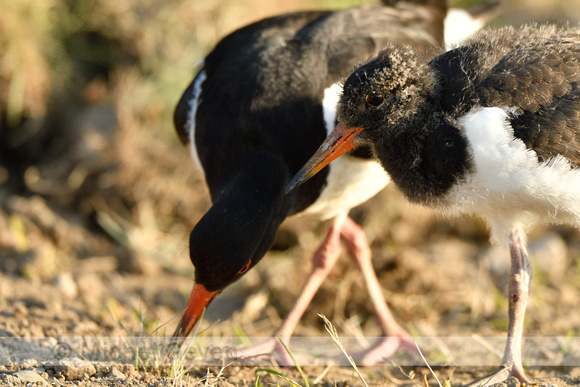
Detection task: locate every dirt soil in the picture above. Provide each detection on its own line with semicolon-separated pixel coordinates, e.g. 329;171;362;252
1;98;580;387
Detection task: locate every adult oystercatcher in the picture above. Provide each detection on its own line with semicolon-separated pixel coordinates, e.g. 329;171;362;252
288;25;580;384
172;0;496;365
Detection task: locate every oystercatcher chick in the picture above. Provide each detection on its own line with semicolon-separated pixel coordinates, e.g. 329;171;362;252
288;25;580;384
171;0;456;364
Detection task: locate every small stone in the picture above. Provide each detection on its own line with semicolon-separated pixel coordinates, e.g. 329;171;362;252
107;368;126;379
14;370;49;386
0;329;17;337
0;374;18;384
13;301;28;317
54;272;78;298
20;358;38;368
488;376;520;387
54;358;97;381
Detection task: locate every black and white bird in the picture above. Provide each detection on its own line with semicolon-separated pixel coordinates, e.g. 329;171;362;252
288;25;580;384
171;0;456;364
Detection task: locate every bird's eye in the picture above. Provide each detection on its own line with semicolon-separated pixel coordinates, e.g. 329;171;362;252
236;259;252;275
366;93;384;107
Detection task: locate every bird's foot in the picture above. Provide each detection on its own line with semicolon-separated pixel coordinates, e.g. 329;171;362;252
350;334;417;366
233;337;295;367
463;364;534;387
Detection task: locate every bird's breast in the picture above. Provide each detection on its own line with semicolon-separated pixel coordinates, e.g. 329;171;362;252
298;154;389;220
442;107;580;227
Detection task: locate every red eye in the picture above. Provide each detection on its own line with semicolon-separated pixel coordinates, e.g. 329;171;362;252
237;259;252;275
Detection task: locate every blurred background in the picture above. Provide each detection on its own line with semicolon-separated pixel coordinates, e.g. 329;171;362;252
1;0;580;358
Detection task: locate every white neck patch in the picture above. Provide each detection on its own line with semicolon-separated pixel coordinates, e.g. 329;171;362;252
300;82;389;220
322;82;343;136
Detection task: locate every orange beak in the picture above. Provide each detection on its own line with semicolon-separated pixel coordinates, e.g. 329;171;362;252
286;123;365;193
173;282;220;338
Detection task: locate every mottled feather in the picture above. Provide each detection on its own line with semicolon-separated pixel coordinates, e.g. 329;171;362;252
430;26;580;167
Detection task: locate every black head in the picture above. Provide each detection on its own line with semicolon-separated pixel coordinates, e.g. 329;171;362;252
286;45;447;204
173;210;260;339
174;155;291;339
172;204;273;339
338;46;435;139
188;208;258;293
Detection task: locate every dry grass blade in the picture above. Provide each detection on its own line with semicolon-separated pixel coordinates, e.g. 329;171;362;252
318;314;368;387
312;365;332;385
472;334;503;359
390;359;415;380
415;342;443;387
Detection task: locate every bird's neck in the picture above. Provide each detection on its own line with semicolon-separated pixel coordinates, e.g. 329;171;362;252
376;107;472;205
190;155;293;290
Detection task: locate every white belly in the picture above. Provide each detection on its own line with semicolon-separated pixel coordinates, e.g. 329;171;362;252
444;107;580;241
299;155;389;220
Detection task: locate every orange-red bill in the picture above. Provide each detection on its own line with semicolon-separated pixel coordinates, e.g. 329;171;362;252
286;123;365;193
173;282;220;338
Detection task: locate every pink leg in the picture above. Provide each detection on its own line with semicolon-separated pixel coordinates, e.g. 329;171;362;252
238;216;411;366
275;214;347;340
466;226;533;386
339;216;414;365
236;214;348;365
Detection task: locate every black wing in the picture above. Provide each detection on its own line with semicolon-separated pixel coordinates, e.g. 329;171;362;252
433;26;580;167
476;27;580;167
